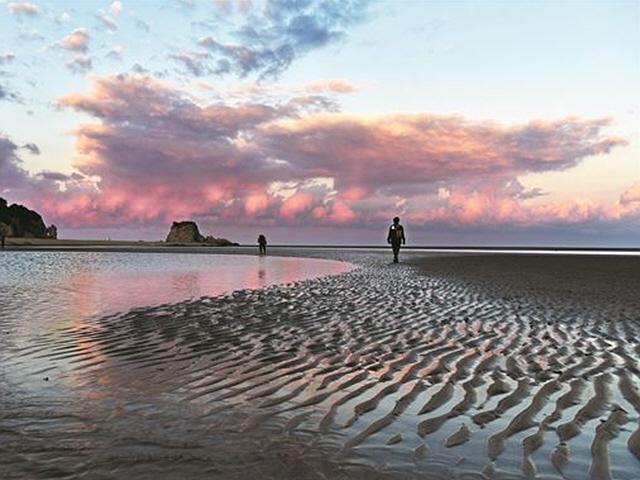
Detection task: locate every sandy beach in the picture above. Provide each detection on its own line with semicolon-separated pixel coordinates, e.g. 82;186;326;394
1;248;639;479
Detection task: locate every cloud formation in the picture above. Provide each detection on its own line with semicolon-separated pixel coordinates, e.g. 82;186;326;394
0;84;21;102
0;134;30;190
110;1;122;16
1;132;98;220
106;45;125;60
196;0;374;79
21;73;629;232
621;183;640;206
60;28;90;53
66;55;92;73
259;114;625;194
6;2;39;15
98;13;117;31
0;1;635;245
0;53;16;65
168;51;212;76
304;79;359;94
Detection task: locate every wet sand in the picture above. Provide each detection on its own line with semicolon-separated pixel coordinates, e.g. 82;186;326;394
1;249;639;479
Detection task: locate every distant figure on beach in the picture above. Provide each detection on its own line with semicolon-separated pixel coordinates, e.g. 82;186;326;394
258;234;267;255
387;217;406;263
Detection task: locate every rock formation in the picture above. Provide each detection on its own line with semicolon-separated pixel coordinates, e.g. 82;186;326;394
0;197;56;238
165;221;237;246
202;235;237;247
165;221;204;243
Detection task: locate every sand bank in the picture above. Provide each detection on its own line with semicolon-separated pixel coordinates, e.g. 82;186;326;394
1;250;639;479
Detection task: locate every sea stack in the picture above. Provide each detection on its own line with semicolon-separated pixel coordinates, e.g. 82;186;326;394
165;221;204;243
164;221;238;246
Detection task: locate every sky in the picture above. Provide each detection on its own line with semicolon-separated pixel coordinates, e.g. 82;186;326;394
0;0;639;246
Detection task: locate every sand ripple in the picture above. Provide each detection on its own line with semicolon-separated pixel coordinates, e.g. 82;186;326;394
1;251;639;479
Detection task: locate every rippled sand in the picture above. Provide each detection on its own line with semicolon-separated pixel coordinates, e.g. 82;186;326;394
1;250;639;479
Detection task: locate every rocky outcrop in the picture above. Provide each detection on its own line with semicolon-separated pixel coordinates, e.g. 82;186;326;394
165;220;237;246
202;235;237;247
0;197;55;238
166;221;204;243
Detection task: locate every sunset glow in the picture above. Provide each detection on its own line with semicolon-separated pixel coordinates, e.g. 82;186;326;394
1;0;638;245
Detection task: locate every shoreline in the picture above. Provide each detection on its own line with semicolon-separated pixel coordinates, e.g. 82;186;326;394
2;237;638;254
3;242;639;260
1;250;639;479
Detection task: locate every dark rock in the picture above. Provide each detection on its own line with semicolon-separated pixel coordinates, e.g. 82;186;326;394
203;235;237;246
0;197;55;238
165;220;238;246
165;221;205;243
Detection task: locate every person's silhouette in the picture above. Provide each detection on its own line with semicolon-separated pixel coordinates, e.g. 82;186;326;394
257;234;267;255
387;217;406;263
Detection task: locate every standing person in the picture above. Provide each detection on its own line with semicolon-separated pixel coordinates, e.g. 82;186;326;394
257;234;267;255
387;217;406;263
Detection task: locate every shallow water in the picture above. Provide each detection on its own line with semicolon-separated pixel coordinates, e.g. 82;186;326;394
0;250;352;327
0;251;356;479
1;250;639;479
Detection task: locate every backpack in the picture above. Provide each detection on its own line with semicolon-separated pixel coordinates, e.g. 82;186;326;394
390;225;403;242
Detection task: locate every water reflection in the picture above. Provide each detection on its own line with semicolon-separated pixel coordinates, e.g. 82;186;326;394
0;253;350;480
0;251;352;394
0;252;351;329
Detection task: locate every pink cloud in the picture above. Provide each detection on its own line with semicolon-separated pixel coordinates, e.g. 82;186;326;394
60;28;90;53
244;193;270;216
304;79;359;94
110;1;122;15
6;2;38;15
329;200;356;223
4;74;635;237
280;192;315;219
393;183;640;228
620;182;640;206
259;114;626;193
